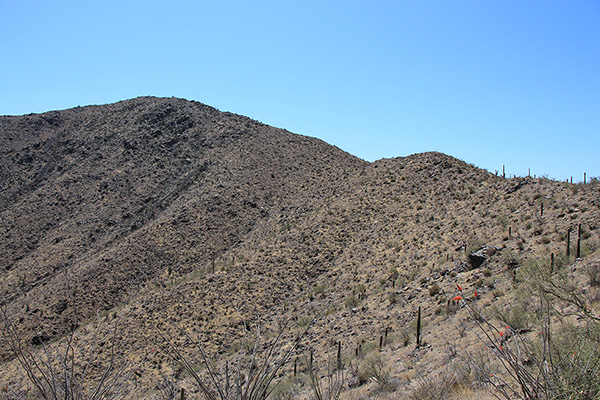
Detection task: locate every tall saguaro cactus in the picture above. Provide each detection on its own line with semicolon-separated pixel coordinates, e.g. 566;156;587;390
577;223;582;259
416;306;422;348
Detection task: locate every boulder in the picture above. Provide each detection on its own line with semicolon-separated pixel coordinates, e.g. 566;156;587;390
468;249;487;269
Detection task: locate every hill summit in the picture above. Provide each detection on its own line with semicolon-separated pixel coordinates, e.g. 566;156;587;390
1;97;599;399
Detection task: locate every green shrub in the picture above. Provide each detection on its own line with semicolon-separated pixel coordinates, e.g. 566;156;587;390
428;284;441;296
298;315;313;327
491;302;534;332
358;353;390;388
314;283;327;295
354;283;366;295
344;295;359;308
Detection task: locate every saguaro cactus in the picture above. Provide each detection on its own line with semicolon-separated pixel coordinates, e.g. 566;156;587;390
577;223;582;258
416;306;422;348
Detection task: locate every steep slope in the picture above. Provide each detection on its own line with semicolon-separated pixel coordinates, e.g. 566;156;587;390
1;98;599;398
0;97;366;356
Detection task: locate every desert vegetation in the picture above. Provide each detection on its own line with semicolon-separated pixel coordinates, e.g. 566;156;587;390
1;97;599;398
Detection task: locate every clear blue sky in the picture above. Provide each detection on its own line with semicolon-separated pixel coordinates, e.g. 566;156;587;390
1;1;598;181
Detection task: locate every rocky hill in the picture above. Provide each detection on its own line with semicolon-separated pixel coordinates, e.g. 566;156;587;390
1;97;599;399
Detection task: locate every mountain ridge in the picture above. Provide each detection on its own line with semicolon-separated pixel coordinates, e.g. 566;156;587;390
0;95;364;327
1;97;599;398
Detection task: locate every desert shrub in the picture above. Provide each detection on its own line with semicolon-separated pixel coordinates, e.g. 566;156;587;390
388;292;401;305
406;364;470;400
428;284;441;296
270;375;305;400
354;283;367;295
397;329;411;347
313;283;328;295
436;300;459;317
539;236;551;244
552;252;570;269
344;295;359;308
395;275;407;288
581;238;600;258
502;249;520;268
298;315;312;327
586;263;600;287
463;255;600;400
358;353;390;389
491;302;533;332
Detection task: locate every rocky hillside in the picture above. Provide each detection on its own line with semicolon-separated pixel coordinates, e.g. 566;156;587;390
1;97;599;399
